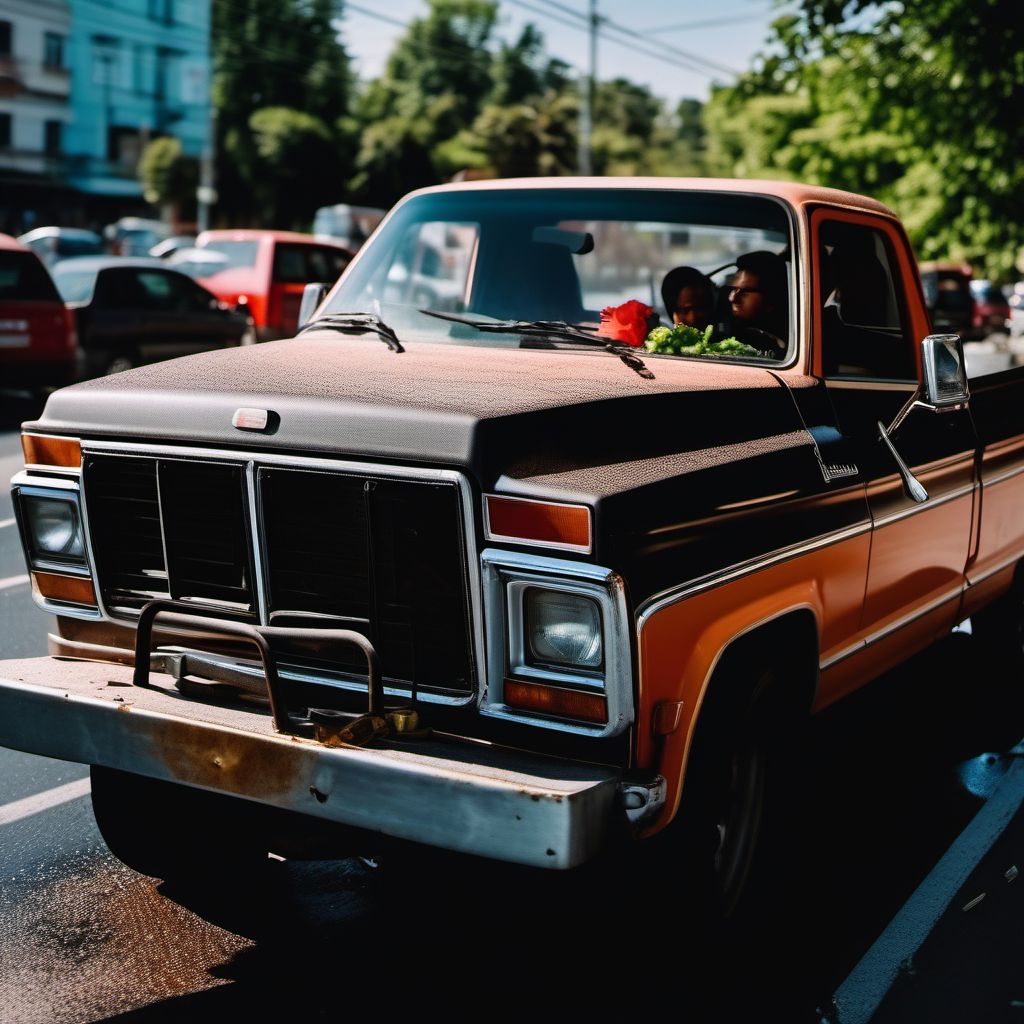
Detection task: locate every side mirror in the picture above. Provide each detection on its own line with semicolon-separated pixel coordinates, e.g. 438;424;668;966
298;282;330;330
921;333;970;410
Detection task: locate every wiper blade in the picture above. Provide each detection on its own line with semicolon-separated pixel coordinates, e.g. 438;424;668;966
419;310;653;379
299;312;404;353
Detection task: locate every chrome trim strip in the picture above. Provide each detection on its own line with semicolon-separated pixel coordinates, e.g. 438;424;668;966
967;549;1024;588
480;548;633;738
983;462;1024;488
483;494;593;555
10;471;102;622
245;462;270;626
635;520;873;630
78;441;486;698
825;380;918;392
820;583;965;670
871;481;976;528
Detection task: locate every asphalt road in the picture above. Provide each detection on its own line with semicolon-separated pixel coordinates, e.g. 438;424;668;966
0;405;1021;1022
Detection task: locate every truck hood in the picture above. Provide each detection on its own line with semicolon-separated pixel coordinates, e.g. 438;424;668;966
30;334;809;496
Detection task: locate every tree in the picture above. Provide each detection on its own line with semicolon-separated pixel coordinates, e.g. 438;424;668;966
247;108;346;228
212;0;354;224
138;137;199;224
706;2;1024;278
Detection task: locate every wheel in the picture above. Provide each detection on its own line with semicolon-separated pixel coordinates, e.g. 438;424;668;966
239;319;257;346
103;352;136;375
90;766;270;883
664;664;801;925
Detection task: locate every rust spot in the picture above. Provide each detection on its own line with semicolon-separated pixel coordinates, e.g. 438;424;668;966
116;702;132;712
531;794;541;802
546;849;556;857
310;786;328;804
153;719;299;798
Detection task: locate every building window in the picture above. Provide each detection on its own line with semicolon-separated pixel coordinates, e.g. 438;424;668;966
0;21;13;57
0;113;11;148
44;120;61;155
44;32;65;70
147;0;175;24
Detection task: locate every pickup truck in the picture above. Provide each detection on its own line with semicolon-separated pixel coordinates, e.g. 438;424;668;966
3;178;1022;921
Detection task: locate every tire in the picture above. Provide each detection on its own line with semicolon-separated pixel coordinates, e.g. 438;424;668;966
664;662;802;926
90;766;270;884
103;352;136;375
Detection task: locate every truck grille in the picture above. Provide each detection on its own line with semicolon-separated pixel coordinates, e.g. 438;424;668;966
82;453;476;697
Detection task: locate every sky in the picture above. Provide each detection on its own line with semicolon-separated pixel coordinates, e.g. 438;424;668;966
340;0;784;105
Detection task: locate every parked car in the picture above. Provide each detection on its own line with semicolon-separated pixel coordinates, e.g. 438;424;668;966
149;234;197;260
192;230;353;340
4;178;1023;930
0;233;78;391
312;203;386;251
51;257;254;377
969;279;1011;337
104;217;172;257
919;261;977;338
1007;282;1024;338
17;227;104;267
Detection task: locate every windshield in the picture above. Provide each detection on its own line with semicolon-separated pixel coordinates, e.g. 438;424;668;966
52;265;98;303
197;239;259;271
322;188;794;360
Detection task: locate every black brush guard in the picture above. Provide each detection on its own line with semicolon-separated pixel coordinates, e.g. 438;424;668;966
133;598;383;735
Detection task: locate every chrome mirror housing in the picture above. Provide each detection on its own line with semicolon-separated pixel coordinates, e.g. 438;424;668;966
297;282;330;331
921;333;969;411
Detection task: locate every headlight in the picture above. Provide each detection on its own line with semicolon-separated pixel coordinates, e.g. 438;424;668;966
525;588;603;669
23;495;86;565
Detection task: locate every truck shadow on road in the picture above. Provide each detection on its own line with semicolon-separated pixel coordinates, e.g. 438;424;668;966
101;632;1022;1023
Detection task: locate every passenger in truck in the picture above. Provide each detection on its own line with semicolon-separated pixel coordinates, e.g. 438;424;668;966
728;250;789;357
661;265;716;331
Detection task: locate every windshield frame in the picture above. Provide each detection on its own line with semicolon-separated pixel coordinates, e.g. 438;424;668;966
322;184;802;371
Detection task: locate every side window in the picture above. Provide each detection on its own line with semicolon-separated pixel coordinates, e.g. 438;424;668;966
163;272;216;313
308;246;349;282
94;269;154;309
133;271;176;311
819;220;915;380
271;244;309;284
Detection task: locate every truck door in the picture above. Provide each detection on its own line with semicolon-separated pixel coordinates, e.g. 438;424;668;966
810;208;978;682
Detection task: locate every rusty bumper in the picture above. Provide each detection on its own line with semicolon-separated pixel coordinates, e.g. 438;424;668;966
0;657;625;869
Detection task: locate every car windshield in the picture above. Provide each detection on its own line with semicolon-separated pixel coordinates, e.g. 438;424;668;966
197;240;259;271
52;265;98;303
321;188;794;360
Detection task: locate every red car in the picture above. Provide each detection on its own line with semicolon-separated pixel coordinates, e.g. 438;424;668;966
190;230;352;340
0;233;78;392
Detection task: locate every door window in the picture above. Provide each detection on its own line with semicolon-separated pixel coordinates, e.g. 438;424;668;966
818;219;915;380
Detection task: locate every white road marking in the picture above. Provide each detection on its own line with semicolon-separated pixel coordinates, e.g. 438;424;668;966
0;573;29;592
0;517;16;529
0;777;92;827
833;747;1024;1023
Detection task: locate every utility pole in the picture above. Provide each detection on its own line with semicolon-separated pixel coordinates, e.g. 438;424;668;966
578;0;598;176
196;2;216;232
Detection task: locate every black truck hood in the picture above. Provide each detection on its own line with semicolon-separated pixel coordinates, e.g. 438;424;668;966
30;334;811;498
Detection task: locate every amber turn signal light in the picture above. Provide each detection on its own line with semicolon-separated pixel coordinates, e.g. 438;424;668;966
33;571;96;607
504;678;607;724
22;434;81;469
484;496;592;553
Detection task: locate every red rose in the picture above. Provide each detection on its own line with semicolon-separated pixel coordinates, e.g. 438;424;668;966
596;299;655;347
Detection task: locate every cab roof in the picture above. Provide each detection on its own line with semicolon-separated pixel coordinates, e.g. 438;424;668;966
405;176;897;219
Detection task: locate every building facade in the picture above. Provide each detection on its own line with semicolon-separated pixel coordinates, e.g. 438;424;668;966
0;0;210;233
0;0;74;232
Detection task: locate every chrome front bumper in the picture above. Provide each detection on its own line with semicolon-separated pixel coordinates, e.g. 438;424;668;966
0;657;635;869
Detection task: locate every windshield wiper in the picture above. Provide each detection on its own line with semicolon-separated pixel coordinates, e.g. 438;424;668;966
299;312;404;353
419;310;653;379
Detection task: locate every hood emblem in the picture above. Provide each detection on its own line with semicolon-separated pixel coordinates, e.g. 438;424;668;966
232;408;271;431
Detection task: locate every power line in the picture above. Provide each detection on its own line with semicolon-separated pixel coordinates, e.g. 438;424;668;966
638;12;768;34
